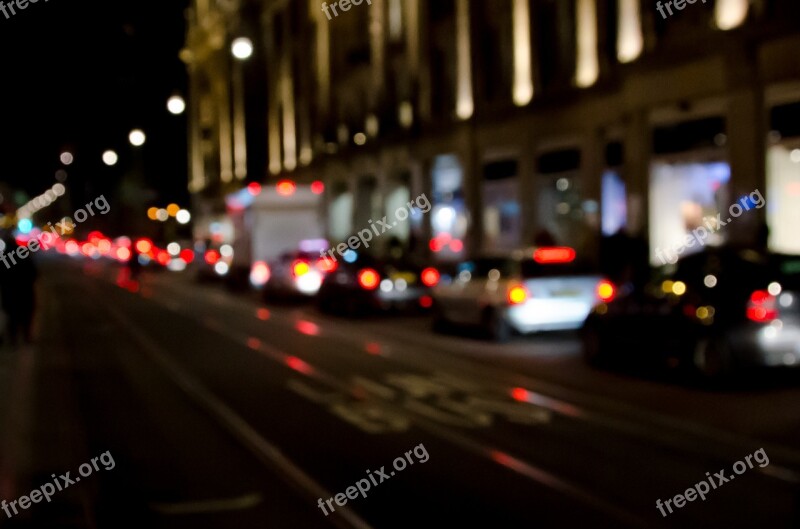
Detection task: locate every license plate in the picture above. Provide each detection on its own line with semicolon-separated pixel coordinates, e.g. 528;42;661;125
551;289;581;298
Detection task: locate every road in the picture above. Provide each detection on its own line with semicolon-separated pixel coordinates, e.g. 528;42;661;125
1;256;799;528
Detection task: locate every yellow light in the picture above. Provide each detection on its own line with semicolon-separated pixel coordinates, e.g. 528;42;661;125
661;280;674;294
672;281;687;296
147;207;159;220
167;204;180;217
696;307;709;319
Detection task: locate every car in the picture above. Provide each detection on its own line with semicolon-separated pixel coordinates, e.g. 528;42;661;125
261;250;335;301
317;251;437;315
581;248;800;376
431;247;611;341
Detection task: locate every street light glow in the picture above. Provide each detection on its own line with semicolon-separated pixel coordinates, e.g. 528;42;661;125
167;95;186;115
129;129;146;147
176;209;191;224
102;150;119;166
231;37;253;60
60;152;74;165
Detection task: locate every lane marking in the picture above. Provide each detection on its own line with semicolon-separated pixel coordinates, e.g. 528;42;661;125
98;298;375;529
151;492;263;515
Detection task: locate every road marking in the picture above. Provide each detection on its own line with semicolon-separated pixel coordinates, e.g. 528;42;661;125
151;493;263;515
99;299;375;529
116;273;800;481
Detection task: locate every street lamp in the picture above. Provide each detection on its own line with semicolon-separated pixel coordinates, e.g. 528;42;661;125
231;37;253;60
231;37;252;180
167;95;186;115
102;150;119;166
129;129;146;147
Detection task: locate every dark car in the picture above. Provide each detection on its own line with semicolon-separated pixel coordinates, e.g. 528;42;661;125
317;251;438;316
581;248;800;377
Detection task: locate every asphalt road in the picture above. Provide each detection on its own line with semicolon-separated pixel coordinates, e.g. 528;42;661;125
2;256;799;528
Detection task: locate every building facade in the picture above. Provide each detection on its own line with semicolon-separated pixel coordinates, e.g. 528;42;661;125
182;0;800;263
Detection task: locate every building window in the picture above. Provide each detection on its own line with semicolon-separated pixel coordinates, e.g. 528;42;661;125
512;0;534;106
575;0;599;88
715;0;749;30
616;0;643;63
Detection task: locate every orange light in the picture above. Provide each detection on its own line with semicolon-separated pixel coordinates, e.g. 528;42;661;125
597;280;616;303
179;249;195;263
135;238;153;254
116;247;131;262
204;250;220;265
419;295;434;308
292;260;310;277
533;247;576;264
256;308;271;321
316;257;338;273
357;268;380;290
507;285;529;305
276;180;297;196
311;180;325;195
247;182;262;196
421;267;440;287
166;203;180;217
147;207;159;220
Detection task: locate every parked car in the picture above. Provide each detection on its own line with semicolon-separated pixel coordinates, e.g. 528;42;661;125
317;251;437;315
581;248;800;376
432;247;611;341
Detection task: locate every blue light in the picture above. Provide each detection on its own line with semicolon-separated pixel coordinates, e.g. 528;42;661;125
343;249;358;263
17;219;33;234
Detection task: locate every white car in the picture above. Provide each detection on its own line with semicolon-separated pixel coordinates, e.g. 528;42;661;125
432;247;615;341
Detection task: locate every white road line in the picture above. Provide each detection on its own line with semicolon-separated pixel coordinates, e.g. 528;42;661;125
98;298;375;529
151;492;263;515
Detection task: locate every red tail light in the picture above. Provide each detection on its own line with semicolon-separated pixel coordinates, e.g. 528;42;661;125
156;250;171;266
597;280;616;303
746;290;778;323
316;257;338;273
204;250;220;265
507;285;529;305
533;247;576;264
179;249;195;263
421;267;440;287
357;268;380;290
292;260;310;277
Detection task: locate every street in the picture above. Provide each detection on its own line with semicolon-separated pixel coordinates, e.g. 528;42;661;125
1;257;797;528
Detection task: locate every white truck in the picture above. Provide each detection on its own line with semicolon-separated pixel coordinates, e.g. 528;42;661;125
224;182;327;289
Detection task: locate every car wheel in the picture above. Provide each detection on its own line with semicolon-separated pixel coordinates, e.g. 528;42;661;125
693;337;733;378
483;307;511;343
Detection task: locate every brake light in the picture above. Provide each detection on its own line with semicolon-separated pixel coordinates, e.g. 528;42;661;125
135;238;153;254
250;261;271;287
533;247;576;264
204;250;220;265
292;260;310;278
746;290;778;323
276;180;297;196
507;285;529;305
421;267;440;287
597;280;616;303
316;257;338;273
357;268;380;290
179;249;195;263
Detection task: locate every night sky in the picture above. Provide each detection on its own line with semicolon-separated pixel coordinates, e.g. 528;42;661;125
0;0;189;211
